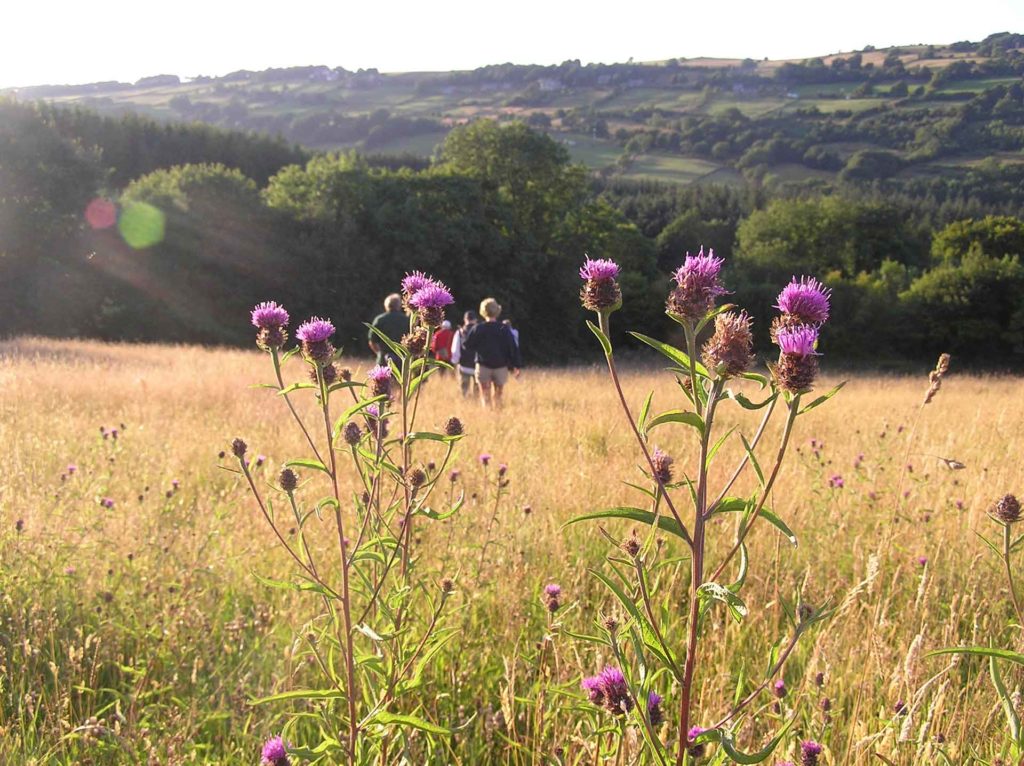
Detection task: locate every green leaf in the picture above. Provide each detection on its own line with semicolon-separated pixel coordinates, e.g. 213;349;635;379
697;581;748;622
726;389;777;410
705;426;736;468
630;332;710;377
927;646;1024;666
740;434;766;489
729;543;749;593
285;458;330;474
366;322;408;361
369;711;450;735
636;390;654;434
278;382;318;396
646;409;704;435
590;569;679;672
406;431;458;443
695;303;736;335
701;716;795;764
586;319;612;357
991;654;1023;746
738;371;770;389
249;688;344;705
711;500;797;546
564;507;689;544
799;381;846;415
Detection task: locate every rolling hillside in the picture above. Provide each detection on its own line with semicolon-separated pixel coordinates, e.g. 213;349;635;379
5;32;1024;186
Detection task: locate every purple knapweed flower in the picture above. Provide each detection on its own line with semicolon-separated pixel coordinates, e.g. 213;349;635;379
543;583;561;613
544;583;561;598
776;325;820;357
581;675;604;705
800;740;823;766
773;679;787;698
775;277;831;325
917;556;928;566
647;691;664;726
828;474;844;489
251;301;290;329
409;282;455;310
580;257;621;281
579;256;623;312
479;453;492;467
67;464;77;474
401;270;433;296
667;247;728;321
100;497;114;509
296;317;335;343
261;735;290;766
367;364;393;398
581;666;633;715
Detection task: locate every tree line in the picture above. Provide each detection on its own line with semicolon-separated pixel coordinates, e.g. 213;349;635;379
1;99;1022;366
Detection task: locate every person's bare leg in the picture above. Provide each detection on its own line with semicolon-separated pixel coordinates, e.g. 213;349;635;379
493;384;504;409
479;380;492;407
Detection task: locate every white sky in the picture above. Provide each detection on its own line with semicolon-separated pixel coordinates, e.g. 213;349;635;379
2;0;1023;88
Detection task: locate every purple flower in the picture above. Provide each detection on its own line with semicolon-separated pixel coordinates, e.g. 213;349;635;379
800;740;823;766
100;497;114;509
409;282;455;310
828;474;844;489
581;675;604;704
261;735;290;766
543;583;562;613
67;464;77;474
672;248;725;290
251;301;289;329
296;317;335;343
368;365;392;384
773;679;787;698
647;691;664;725
544;583;561;598
687;726;707;758
479;453;492;467
917;556;928;566
666;247;729;321
401;270;433;296
579;257;620;281
581;666;633;715
775;277;831;325
776;325;819;357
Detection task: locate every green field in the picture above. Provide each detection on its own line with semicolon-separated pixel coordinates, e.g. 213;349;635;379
620;153;722;183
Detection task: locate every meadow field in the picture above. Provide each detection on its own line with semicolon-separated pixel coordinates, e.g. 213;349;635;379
1;336;1023;764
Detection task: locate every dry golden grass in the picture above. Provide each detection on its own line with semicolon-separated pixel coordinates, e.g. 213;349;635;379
2;336;1023;764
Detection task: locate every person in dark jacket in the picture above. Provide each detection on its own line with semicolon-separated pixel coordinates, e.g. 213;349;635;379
463;297;521;408
451;311;479;398
368;293;408;366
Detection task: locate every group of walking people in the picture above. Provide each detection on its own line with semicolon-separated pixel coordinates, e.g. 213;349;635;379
368;294;522;408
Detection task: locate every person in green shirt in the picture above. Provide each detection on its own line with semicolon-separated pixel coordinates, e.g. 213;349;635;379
368;293;410;366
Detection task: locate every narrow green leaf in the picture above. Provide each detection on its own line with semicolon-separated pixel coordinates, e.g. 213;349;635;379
697;581;748;622
285;458;330;474
249;688;344;705
564;507;688;544
695;303;736;335
712;501;798;546
278;382;318;396
630;331;710;376
369;711;450;735
586;319;612;357
637;390;654;435
799;381;846;415
927;646;1024;666
366;322;408;361
647;409;704;435
705;426;736;468
990;654;1022;745
590;569;679;671
740;434;766;489
727;389;777;410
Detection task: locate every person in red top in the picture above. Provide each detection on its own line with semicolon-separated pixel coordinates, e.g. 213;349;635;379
431;320;455;372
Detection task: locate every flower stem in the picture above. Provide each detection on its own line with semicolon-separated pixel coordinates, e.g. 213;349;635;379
1004;523;1023;625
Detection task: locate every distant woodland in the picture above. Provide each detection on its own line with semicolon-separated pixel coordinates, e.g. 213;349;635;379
2;32;1024;365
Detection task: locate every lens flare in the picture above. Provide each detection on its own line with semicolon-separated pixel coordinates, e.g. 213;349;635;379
118;202;165;249
85;198;117;229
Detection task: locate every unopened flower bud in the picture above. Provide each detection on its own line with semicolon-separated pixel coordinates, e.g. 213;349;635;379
994;494;1021;524
231;438;247;459
444;417;464;436
279;468;298;493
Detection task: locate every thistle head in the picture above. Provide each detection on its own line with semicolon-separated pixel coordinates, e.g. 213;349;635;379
296;317;336;364
647;691;664;726
579;257;622;313
994;494;1022;524
651;447;674;485
261;736;290;766
367;365;393;398
444;417;464;437
773;325;821;393
251;301;289;350
775;276;831;325
279;468;298;493
401;270;433;297
666;247;728;322
702;310;754;378
542;583;561;613
409;281;454;328
800;740;823;766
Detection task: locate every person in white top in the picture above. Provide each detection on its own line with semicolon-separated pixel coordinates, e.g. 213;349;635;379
450;311;479;398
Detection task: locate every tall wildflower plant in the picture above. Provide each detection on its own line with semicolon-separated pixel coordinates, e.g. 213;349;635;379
571;253;842;764
235;280;462;764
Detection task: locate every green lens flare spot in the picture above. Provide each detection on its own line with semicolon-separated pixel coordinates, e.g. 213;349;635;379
118;202;166;249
